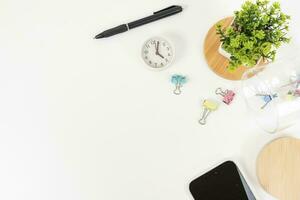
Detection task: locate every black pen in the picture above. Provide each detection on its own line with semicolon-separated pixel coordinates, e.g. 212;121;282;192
94;5;183;39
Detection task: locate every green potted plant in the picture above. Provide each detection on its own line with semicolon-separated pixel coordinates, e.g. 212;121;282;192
216;0;290;71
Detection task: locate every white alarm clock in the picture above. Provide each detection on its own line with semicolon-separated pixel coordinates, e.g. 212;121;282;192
141;37;174;70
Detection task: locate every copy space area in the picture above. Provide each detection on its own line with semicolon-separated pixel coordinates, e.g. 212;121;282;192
1;0;300;200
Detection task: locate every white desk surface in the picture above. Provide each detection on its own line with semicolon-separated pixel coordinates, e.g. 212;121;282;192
1;0;300;199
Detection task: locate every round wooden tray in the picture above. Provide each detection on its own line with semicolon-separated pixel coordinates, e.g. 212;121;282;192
203;17;265;80
257;137;300;200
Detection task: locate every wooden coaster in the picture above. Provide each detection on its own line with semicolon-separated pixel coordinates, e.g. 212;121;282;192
257;137;300;200
203;17;265;80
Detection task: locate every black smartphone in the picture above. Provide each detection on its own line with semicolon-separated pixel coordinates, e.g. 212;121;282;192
189;161;256;200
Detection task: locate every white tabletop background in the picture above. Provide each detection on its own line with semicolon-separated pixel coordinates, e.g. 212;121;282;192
1;0;300;199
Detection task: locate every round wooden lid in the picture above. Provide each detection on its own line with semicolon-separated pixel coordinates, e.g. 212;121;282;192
257;137;300;200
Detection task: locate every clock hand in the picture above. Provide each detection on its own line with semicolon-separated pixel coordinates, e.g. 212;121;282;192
157;52;165;59
155;41;159;54
155;41;165;59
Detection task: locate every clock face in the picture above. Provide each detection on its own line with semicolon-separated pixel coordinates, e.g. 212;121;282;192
142;37;174;70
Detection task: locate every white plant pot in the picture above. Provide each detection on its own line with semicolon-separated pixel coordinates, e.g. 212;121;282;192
218;44;232;59
218;17;235;59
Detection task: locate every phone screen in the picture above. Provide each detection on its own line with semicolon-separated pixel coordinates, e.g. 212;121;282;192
189;161;256;200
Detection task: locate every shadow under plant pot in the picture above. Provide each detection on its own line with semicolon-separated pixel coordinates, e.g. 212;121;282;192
204;16;267;81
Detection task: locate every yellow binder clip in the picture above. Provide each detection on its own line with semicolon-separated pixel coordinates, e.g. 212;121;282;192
199;100;219;125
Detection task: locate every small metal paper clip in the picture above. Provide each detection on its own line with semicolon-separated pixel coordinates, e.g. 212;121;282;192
256;93;278;109
286;89;300;100
286;90;296;101
215;88;235;105
199;100;218;125
171;74;187;95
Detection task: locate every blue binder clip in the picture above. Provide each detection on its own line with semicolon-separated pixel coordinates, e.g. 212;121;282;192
171;74;187;95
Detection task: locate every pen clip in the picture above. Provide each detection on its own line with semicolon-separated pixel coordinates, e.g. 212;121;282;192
153;5;179;14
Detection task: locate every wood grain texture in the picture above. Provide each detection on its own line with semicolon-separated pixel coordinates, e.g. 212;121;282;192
257;137;300;200
203;16;266;80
